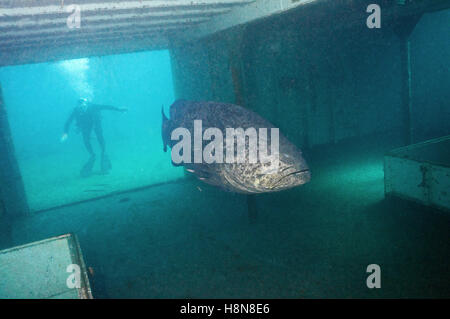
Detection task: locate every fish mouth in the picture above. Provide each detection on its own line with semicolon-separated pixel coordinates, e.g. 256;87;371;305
270;168;310;190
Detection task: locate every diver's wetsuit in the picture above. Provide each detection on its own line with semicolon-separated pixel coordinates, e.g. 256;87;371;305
64;102;124;176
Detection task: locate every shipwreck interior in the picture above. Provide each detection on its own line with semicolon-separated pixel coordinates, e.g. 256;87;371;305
0;0;449;298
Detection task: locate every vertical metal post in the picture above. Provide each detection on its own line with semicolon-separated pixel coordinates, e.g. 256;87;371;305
0;83;29;218
394;13;422;145
246;195;258;224
400;38;412;145
228;27;258;223
229;27;246;107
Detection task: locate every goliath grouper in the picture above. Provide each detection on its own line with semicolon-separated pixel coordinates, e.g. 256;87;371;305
161;100;310;194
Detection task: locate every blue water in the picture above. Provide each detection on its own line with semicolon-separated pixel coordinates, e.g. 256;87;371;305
0;50;173;158
0;50;183;211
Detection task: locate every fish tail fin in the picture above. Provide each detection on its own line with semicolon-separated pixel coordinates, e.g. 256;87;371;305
161;105;170;152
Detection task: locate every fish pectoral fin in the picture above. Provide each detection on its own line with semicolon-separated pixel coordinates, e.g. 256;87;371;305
186;167;211;179
196;174;223;187
186;165;224;187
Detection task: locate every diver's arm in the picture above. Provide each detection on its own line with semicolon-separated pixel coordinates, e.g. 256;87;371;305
64;108;77;133
61;109;76;142
95;104;127;112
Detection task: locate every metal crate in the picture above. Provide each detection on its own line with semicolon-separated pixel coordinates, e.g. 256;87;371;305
0;234;92;299
384;135;450;212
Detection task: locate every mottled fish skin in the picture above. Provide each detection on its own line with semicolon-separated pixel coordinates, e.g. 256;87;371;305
162;100;310;194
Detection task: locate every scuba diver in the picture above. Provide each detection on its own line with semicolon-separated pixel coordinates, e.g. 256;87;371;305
61;98;127;177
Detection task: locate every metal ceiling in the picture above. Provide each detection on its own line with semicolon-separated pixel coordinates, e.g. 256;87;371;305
0;0;255;66
0;0;448;67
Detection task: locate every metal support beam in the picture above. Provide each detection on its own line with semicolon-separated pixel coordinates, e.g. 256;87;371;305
0;0;252;17
0;8;229;32
0;83;29;218
229;28;246;106
0;17;210;42
225;27;258;223
1;36;170;67
246;195;258;224
394;13;423;145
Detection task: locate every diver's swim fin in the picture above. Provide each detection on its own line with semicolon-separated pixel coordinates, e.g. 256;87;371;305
80;156;96;178
101;155;112;174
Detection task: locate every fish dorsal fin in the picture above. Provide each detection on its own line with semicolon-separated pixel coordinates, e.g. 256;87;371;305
161;105;170;152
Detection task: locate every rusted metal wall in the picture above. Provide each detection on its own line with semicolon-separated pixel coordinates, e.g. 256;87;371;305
169;1;450;150
170;1;404;149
